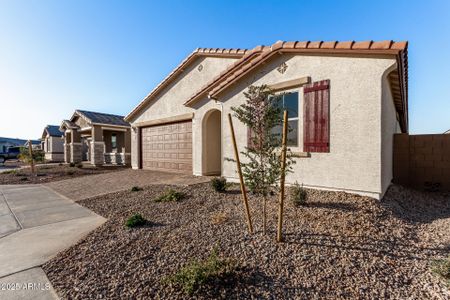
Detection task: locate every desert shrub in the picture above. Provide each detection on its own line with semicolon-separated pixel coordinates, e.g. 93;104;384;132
76;163;83;168
125;214;147;228
155;188;184;202
131;186;143;192
18;148;45;163
69;162;75;167
432;256;450;286
210;177;227;192
210;212;228;225
2;169;17;175
165;249;236;295
290;182;307;207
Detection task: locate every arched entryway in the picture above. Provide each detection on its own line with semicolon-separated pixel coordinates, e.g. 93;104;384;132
202;109;221;175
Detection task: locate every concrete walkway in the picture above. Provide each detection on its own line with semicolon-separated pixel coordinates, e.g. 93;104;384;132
0;185;105;299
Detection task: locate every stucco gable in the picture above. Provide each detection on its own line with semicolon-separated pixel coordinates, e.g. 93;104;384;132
124;48;247;122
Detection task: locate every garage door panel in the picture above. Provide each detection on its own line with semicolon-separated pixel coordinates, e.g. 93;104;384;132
141;120;192;174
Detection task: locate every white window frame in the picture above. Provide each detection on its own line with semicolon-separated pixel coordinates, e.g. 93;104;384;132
273;87;302;151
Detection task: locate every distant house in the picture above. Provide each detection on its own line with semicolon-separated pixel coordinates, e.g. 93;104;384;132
0;137;27;153
445;129;450;134
60;110;131;166
41;125;64;162
24;140;42;150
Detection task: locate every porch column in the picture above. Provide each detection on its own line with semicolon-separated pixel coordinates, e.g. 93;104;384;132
124;129;131;166
70;130;82;163
131;127;140;169
64;133;71;163
91;125;104;166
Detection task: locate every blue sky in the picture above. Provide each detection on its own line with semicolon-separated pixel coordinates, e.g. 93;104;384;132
0;0;449;139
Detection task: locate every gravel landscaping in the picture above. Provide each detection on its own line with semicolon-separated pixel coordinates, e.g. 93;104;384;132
43;183;450;299
0;164;125;184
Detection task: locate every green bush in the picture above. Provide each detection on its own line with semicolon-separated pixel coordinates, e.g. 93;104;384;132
165;249;236;295
432;256;450;286
2;169;17;175
210;177;227;192
290;182;307;207
69;162;75;167
155;188;184;202
131;186;143;192
125;214;147;228
18;148;45;163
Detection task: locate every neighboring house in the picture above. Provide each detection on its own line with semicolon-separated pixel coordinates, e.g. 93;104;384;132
60;110;131;166
41;125;64;162
0;137;27;153
24;140;42;150
124;40;408;200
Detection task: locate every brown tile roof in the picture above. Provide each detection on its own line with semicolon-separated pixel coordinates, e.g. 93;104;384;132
124;48;248;122
183;40;408;132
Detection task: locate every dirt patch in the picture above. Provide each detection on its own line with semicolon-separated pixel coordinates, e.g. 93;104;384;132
0;164;125;184
43;184;450;299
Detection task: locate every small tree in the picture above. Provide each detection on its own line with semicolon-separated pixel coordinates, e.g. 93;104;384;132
231;85;294;234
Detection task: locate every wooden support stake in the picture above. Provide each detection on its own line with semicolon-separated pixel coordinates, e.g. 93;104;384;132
228;113;253;234
27;140;35;175
277;110;288;242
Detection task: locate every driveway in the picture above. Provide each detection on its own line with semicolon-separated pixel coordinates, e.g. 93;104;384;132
45;169;210;201
0;185;105;299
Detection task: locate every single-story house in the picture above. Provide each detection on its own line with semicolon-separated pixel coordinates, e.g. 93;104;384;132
124;40;408;200
60;110;131;166
24;140;42;150
41;125;64;162
0;137;27;153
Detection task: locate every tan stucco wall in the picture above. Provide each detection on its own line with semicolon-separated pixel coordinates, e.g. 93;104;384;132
129;52;399;199
380;66;402;197
130;56;239;169
195;54;397;199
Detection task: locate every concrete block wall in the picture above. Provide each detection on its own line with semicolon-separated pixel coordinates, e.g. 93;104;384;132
393;133;450;190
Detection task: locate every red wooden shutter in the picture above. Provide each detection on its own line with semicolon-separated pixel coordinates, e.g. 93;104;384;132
303;80;330;152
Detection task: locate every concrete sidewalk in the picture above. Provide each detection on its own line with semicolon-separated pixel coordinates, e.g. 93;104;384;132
0;185;106;299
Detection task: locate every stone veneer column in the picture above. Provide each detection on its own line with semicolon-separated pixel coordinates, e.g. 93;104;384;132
91;125;105;166
64;133;71;163
70;129;82;163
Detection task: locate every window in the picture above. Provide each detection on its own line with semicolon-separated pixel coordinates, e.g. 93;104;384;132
272;92;299;146
111;134;117;150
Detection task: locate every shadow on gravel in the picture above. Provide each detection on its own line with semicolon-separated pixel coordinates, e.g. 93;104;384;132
284;232;449;259
305;202;357;212
196;266;280;299
382;184;450;224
